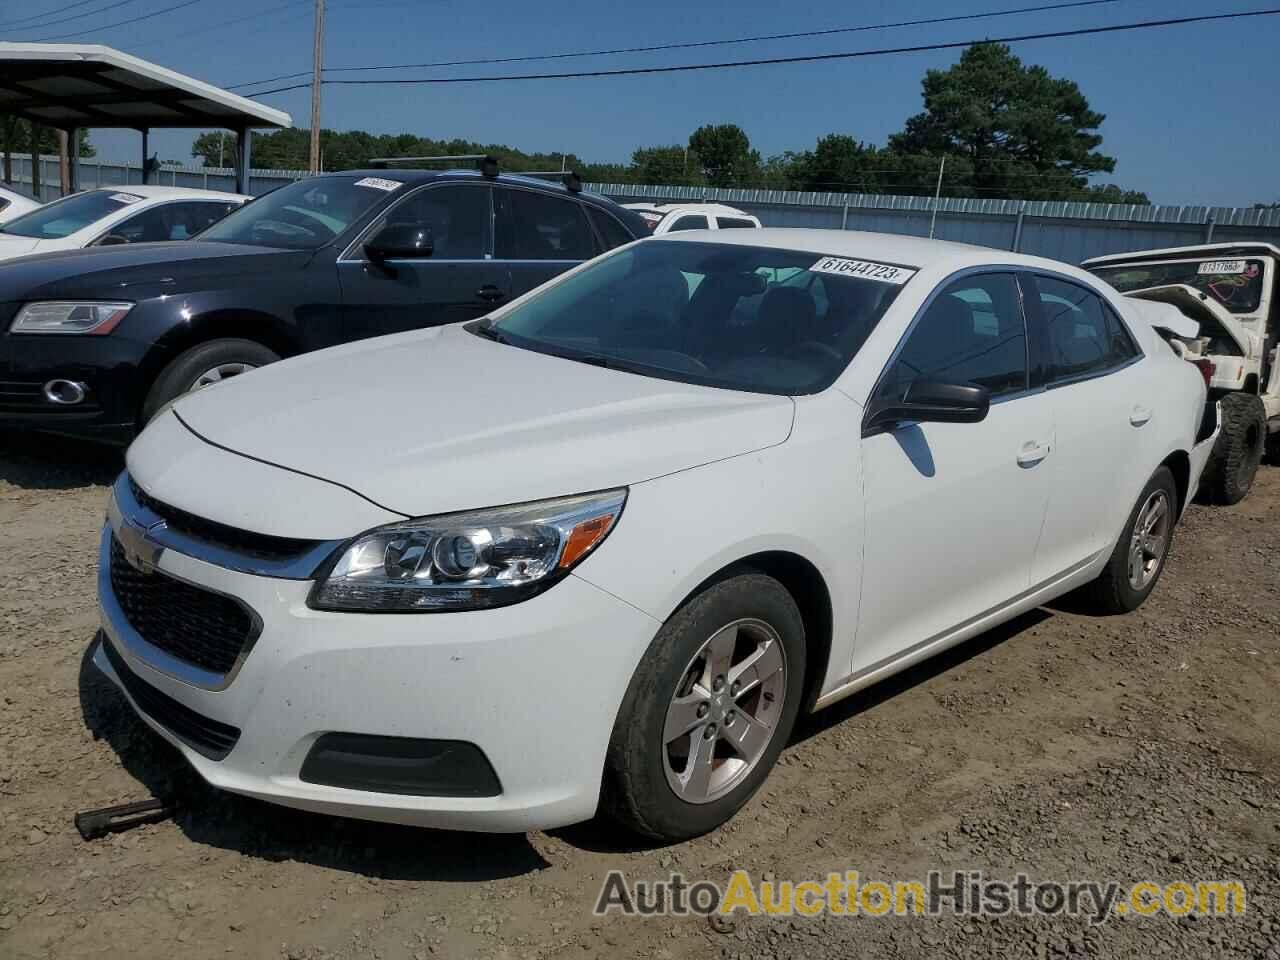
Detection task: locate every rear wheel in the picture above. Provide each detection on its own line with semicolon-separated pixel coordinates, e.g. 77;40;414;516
141;338;280;424
1203;393;1266;504
602;572;805;841
1080;466;1177;615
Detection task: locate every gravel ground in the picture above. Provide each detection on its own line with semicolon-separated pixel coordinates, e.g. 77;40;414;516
0;430;1277;960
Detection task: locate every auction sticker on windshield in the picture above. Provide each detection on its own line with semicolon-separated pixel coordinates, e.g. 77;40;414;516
353;177;402;192
810;257;916;284
1197;260;1247;275
109;193;143;204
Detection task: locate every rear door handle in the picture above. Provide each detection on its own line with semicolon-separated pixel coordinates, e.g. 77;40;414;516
1016;440;1052;467
476;285;506;302
1130;405;1153;427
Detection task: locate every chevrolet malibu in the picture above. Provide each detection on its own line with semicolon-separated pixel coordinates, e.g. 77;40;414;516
93;230;1219;841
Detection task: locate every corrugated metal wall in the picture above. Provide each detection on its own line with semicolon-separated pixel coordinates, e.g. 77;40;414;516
7;156;1278;264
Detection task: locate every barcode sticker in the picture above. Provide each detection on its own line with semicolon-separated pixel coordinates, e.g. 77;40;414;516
810;257;916;284
1197;260;1246;275
353;177;402;192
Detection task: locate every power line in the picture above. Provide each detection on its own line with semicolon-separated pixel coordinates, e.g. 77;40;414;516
120;0;311;52
243;7;1280;95
227;0;1135;90
5;0;140;32
26;0;204;41
0;0;104;28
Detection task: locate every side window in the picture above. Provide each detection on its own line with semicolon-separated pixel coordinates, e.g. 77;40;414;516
495;188;594;261
0;198;9;215
167;201;238;239
107;205;176;243
666;215;709;232
382;185;490;260
877;273;1028;402
716;216;757;229
1034;275;1131;383
1104;303;1141;363
584;205;634;251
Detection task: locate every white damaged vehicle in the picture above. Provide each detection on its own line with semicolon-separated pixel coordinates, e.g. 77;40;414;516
95;230;1218;840
1086;243;1280;503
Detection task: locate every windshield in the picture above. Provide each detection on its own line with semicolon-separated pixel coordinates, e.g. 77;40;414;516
485;240;910;395
0;190;140;239
1090;258;1267;314
197;176;398;249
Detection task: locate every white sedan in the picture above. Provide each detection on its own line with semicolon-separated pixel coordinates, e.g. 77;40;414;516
0;185;41;225
0;185;247;261
94;229;1218;840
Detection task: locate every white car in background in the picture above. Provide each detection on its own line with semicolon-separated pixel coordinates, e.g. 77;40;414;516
0;185;248;261
625;201;761;234
95;230;1217;841
0;185;41;225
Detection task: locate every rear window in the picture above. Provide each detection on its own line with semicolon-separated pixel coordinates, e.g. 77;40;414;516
716;216;758;229
0;190;139;239
1090;258;1266;314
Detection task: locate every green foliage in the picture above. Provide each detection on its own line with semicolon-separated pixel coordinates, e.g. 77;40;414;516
185;45;1150;204
687;124;760;187
1;117;95;158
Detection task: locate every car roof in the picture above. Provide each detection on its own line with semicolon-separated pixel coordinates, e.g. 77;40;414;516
1083;241;1280;267
89;184;250;202
625;202;755;217
326;168;620;206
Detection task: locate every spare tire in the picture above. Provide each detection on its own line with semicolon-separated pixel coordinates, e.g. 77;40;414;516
1203;392;1266;505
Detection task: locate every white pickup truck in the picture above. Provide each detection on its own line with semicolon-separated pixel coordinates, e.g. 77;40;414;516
1085;242;1280;504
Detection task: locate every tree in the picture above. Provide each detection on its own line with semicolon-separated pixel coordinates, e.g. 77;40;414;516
784;135;881;193
687;124;759;188
888;43;1140;202
629;145;704;186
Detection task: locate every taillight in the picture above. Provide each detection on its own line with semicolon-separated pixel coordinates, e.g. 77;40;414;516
1192;357;1215;387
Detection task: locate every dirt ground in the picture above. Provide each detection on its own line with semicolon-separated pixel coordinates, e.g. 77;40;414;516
0;430;1277;960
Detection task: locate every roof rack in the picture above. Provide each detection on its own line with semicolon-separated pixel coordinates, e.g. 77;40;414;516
368;154;500;178
509;170;583;193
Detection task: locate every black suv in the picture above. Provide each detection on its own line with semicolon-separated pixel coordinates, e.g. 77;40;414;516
0;169;646;443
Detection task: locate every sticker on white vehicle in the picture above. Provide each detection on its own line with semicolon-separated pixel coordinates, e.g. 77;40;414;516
353;177;402;192
1197;260;1247;275
109;193;143;204
809;257;916;284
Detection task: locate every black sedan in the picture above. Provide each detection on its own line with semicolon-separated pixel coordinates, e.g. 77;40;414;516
0;170;646;443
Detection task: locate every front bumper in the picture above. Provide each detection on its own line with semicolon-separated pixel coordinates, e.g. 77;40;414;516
0;329;157;442
93;484;660;832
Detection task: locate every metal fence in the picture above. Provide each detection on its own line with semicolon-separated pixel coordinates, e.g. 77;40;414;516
8;156;1279;263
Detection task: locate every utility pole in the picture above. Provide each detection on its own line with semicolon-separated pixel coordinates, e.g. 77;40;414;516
58;129;70;196
308;0;325;174
928;156;947;239
218;131;225;168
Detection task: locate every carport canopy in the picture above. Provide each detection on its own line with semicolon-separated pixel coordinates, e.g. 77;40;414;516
0;42;292;194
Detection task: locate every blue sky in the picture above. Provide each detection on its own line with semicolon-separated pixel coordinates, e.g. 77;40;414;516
15;0;1280;206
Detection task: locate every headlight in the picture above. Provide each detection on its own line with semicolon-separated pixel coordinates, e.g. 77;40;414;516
309;489;627;613
10;301;132;335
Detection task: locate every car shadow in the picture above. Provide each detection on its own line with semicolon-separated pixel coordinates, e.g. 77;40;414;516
77;641;550;881
0;430;122;490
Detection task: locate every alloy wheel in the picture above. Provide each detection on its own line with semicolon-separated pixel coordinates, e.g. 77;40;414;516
1127;489;1170;591
190;362;256;391
662;618;788;804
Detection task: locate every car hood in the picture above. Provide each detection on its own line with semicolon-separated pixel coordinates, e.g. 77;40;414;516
0;241;311;302
171;323;795;518
0;233;41;259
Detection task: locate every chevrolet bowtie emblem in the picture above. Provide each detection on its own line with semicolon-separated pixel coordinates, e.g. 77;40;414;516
117;516;167;575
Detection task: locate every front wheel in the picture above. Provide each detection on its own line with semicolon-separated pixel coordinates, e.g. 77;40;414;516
141;338;280;424
602;572;806;841
1079;466;1178;615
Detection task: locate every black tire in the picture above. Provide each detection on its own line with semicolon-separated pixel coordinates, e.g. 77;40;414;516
1080;466;1178;615
141;338;280;424
602;571;806;842
1203;392;1266;505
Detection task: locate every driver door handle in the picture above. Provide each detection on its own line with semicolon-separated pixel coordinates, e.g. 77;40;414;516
476;285;506;303
1130;405;1153;427
1016;440;1052;467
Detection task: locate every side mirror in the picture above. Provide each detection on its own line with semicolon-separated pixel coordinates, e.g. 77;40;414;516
863;379;991;436
365;224;433;263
